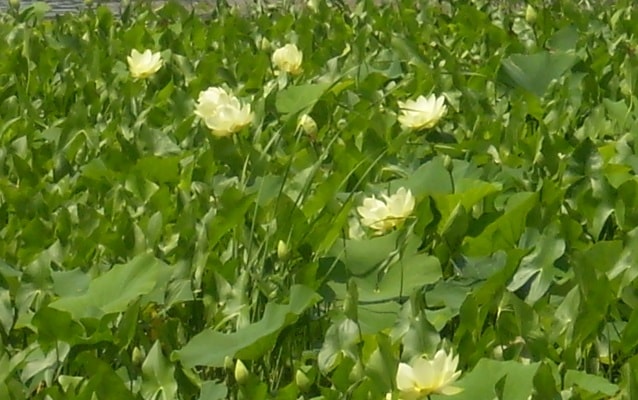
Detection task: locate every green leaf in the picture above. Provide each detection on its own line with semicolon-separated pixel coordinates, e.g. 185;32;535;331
507;225;565;303
355;254;441;303
141;341;177;400
318;317;360;373
173;285;320;368
48;255;171;320
331;231;401;276
500;51;579;97
75;353;137;400
434;359;540;400
564;369;619;396
199;381;228;400
546;25;579;52
463;192;538;256
275;83;331;114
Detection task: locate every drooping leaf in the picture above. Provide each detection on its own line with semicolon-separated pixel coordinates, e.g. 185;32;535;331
48;254;171;320
173;285;320;368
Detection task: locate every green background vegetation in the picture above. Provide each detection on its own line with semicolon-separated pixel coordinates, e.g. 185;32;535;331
1;0;638;398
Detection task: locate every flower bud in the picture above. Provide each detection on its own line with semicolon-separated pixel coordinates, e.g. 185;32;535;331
223;356;234;371
307;0;319;12
259;37;271;51
525;5;537;24
8;0;19;9
234;359;250;384
298;114;318;136
131;346;144;366
295;369;312;392
277;240;289;260
443;154;453;172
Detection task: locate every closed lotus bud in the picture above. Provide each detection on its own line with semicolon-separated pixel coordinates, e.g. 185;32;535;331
307;0;319;12
277;240;289;260
298;114;318;136
8;0;19;8
84;0;93;6
260;37;271;51
234;359;250;384
223;356;234;371
131;346;144;366
295;369;311;392
525;5;537;24
443;154;453;172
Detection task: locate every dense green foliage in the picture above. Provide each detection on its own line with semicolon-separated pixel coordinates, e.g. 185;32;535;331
1;0;638;398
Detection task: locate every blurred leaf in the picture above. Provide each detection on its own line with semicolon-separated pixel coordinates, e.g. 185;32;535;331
434;359;540;400
48;255;171;320
500;51;579;97
507;225;565;303
199;381;228;400
463;192;538;256
318;317;360;373
173;285;320;368
275;83;331;114
141;341;177;400
564;369;619;396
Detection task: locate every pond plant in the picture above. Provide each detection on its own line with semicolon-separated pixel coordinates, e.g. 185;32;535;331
0;0;637;399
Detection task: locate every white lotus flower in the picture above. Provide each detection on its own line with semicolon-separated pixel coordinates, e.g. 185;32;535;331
357;187;415;234
195;87;253;137
127;49;163;79
383;187;416;221
396;349;463;399
272;44;303;75
397;94;447;130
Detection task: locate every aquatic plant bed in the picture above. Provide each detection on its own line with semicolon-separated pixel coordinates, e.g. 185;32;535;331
1;0;637;399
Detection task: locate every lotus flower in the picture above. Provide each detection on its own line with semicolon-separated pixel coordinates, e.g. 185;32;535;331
272;43;303;75
357;187;415;234
127;49;163;79
397;94;447;130
396;349;463;399
195;87;253;137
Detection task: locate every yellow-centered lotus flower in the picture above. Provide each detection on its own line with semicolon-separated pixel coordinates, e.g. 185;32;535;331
195;87;253;137
397;94;447;130
357;187;415;234
127;49;163;79
396;349;463;399
272;44;303;75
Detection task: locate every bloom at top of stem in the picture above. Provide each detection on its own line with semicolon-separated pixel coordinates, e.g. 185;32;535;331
194;87;253;137
272;43;303;75
396;349;463;399
357;187;415;234
397;94;447;130
127;49;163;79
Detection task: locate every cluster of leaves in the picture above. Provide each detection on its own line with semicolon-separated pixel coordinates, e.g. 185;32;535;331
1;0;638;398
